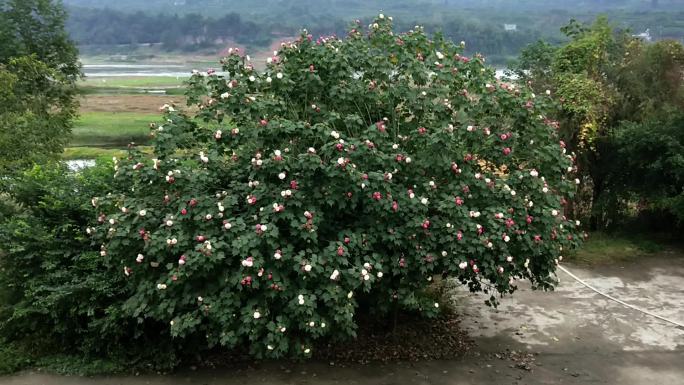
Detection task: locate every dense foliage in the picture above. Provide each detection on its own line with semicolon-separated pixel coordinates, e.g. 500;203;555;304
87;16;582;359
513;18;684;232
0;0;81;174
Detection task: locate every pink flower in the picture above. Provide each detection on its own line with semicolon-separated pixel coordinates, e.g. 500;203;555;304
375;121;386;132
391;200;399;212
503;147;512;156
181;208;188;215
337;246;345;256
241;276;252;286
417;127;427;135
247;195;257;205
399;258;406;268
526;215;533;224
451;162;461;174
242;257;254;267
457;231;463;241
196;235;206;242
259;119;269;127
505;218;515;228
455;196;464;206
179;255;186;265
304;211;314;219
372;191;383;201
534;234;542;243
422;219;431;229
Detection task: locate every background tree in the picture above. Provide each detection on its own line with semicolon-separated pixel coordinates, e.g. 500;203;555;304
0;0;81;174
513;16;684;232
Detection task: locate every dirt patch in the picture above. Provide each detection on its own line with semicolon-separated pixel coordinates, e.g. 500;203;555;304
79;95;186;114
315;313;472;364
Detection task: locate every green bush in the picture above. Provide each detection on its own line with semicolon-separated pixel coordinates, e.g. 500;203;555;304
90;15;583;359
0;162;181;372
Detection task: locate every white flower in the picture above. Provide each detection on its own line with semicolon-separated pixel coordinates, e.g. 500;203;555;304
337;157;345;165
278;172;286;180
441;251;448;257
434;302;440;308
267;345;274;350
487;242;493;248
552;209;558;216
304;348;311;354
377;271;383;278
543;187;549;193
446;223;452;228
276;72;283;79
304;264;312;272
524;259;530;268
405;157;412;163
220;92;230;99
136;254;144;263
266;76;272;83
307;147;316;154
421;197;428;205
253;311;261;319
459;261;468;270
575;178;581;185
171;238;178;245
436;51;444;60
575;220;581;226
528;201;534;207
347;291;354;299
510;190;517;196
298;294;305;305
309;321;315;327
166;220;173;227
530;170;539;177
242;258;254;267
139;209;147;217
249;75;256;82
331;131;340;139
506;256;513;262
428;181;435;187
379;13;385;19
157;283;167;290
409;192;415;199
330;269;340;280
321;322;326;328
361;269;368;276
224;222;232;230
504;235;510;242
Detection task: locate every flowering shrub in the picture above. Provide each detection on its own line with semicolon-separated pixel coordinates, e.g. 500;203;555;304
91;15;583;359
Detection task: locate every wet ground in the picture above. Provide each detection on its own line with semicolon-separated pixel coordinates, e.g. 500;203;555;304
2;255;683;385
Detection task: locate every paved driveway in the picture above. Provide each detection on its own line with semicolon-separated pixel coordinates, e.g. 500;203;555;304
2;255;683;385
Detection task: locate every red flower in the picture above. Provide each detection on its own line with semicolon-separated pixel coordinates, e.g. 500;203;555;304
181;208;188;215
290;180;299;190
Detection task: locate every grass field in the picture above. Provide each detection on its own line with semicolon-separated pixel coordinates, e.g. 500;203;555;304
570;232;663;265
82;76;187;88
71;112;158;147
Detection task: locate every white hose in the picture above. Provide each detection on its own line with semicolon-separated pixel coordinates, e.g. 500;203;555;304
557;265;684;329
